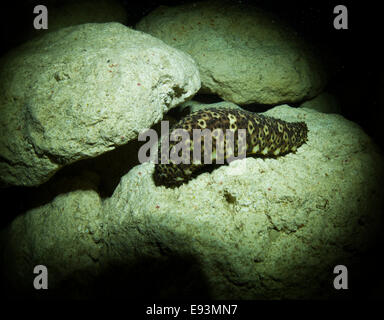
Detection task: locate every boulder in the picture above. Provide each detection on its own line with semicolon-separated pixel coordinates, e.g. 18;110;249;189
136;1;326;105
103;105;383;299
0;22;200;187
1;171;105;298
3;105;383;299
30;0;128;37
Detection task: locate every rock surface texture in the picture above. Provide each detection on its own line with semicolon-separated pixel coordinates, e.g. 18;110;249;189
0;22;200;187
29;0;128;37
103;105;382;298
136;1;326;105
2;105;382;299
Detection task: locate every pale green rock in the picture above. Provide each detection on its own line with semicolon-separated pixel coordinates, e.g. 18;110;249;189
0;22;200;187
1;172;105;297
29;0;128;38
2;105;382;299
103;105;383;299
136;1;326;105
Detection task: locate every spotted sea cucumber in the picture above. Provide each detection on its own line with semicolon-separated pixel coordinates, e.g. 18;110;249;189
154;108;308;188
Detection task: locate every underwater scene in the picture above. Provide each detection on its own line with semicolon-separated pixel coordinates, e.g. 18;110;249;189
0;0;383;306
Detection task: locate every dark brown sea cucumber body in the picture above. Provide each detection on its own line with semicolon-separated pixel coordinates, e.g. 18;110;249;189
154;108;308;188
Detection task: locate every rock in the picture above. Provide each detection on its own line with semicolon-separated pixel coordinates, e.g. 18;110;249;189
300;92;341;114
1;171;105;298
102;105;383;299
178;100;242;113
136;1;326;105
2;105;383;299
0;22;200;187
29;0;128;38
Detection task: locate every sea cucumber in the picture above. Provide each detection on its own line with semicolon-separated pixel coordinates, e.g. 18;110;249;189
154;108;308;188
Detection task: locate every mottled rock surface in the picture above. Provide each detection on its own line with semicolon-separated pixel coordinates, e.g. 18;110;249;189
136;1;326;105
29;0;127;38
2;105;383;299
1;172;105;298
0;22;200;187
102;105;383;299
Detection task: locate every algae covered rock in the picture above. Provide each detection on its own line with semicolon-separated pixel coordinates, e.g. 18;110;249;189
2;105;383;298
1;172;105;298
0;22;200;187
136;1;326;105
29;0;128;38
103;105;383;299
